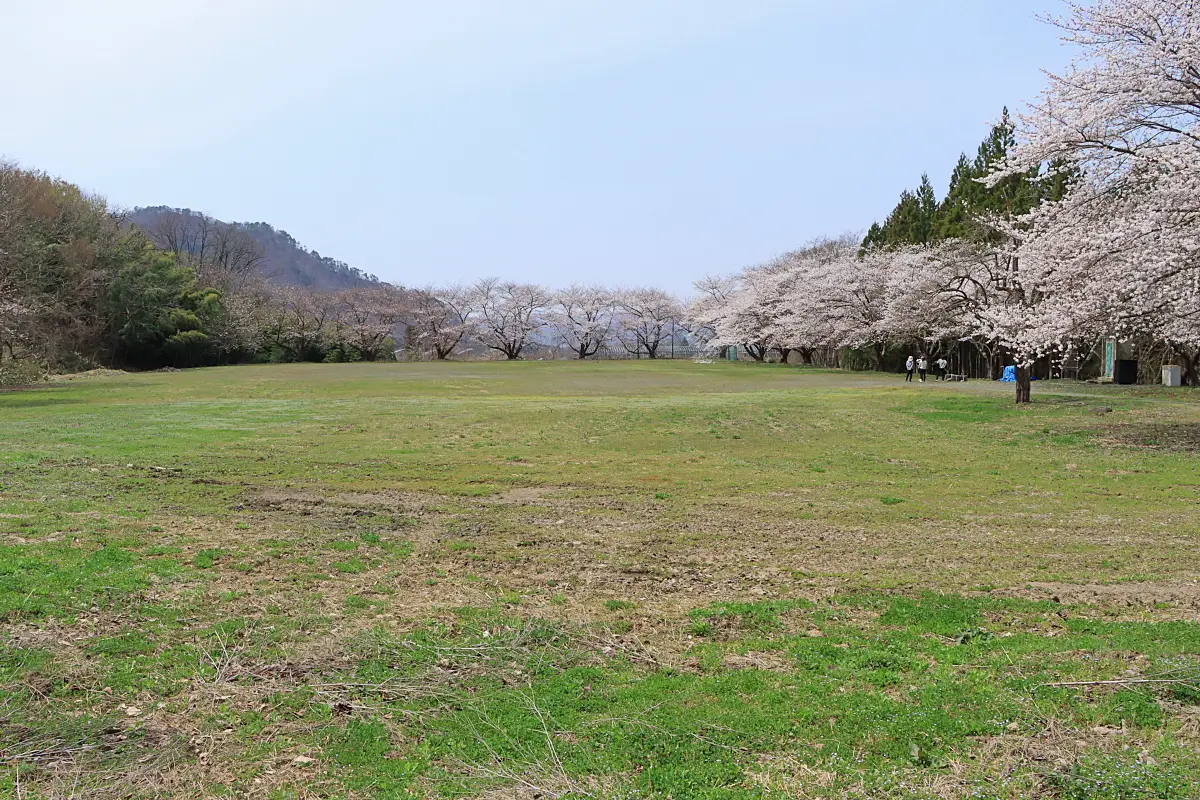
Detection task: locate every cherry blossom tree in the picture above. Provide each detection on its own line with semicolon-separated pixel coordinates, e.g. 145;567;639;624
689;271;773;360
406;285;475;360
785;244;894;366
881;240;1018;376
206;278;273;360
265;287;335;361
615;287;684;359
691;236;889;365
686;275;737;354
766;235;862;363
985;0;1200;399
472;278;550;360
549;285;615;359
332;286;404;361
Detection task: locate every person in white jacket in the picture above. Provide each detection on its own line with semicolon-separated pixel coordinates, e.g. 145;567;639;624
917;356;928;382
905;355;915;382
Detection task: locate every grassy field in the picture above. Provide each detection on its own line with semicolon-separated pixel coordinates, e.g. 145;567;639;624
2;361;1199;799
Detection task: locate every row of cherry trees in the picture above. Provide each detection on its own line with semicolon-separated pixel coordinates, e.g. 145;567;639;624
403;280;685;361
692;0;1200;402
688;236;1011;369
223;280;687;364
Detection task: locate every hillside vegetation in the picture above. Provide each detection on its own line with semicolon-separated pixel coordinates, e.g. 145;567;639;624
128;207;379;290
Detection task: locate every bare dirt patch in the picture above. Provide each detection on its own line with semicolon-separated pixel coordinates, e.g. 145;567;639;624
747;719;1161;800
487;486;558;504
228;482;1200;638
330;489;446;510
47;368;130;382
1100;422;1200;452
995;580;1200;612
721;651;794;671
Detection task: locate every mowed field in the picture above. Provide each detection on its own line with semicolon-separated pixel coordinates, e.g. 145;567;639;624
2;361;1200;799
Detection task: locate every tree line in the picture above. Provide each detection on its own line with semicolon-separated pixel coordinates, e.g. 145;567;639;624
690;110;1069;383
5;1;1199;404
696;0;1200;401
0;169;689;377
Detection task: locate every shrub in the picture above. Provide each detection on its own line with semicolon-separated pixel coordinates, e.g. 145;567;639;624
0;359;47;387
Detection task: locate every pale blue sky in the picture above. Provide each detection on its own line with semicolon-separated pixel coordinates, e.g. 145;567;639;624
2;1;1069;293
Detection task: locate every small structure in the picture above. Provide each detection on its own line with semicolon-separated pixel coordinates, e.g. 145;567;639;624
1163;364;1182;387
1099;337;1138;384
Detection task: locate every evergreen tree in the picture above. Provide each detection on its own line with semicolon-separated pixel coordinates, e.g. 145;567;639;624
914;173;938;244
880;190;922;245
105;248;222;368
934;154;983;240
970;108;1041;222
864;174;938;248
863;222;885;250
865;108;1065;249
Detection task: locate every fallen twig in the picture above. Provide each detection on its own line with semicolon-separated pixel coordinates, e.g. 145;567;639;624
1040;678;1198;688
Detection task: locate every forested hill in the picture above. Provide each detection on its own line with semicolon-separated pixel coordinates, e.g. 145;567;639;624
128;206;379;290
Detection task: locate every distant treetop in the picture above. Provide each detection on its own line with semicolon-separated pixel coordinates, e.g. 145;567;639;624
130;207;380;290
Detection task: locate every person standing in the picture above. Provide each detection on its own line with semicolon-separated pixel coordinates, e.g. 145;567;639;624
936;356;948;381
917;355;928;382
905;354;915;382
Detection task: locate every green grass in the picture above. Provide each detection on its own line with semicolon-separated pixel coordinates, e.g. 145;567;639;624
1;361;1199;798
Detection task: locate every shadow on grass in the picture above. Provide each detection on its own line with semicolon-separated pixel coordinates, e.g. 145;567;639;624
0;386;86;409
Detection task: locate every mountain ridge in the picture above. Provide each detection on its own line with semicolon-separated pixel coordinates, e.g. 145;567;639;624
128;206;381;290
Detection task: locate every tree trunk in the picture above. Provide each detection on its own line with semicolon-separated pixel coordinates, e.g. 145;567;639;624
1181;350;1197;386
776;347;792;365
798;348;814;365
872;343;886;370
1015;364;1031;404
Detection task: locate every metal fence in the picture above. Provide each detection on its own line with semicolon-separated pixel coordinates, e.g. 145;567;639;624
589;343;715;360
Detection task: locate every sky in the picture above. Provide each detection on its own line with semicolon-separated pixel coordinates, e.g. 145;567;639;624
1;0;1072;294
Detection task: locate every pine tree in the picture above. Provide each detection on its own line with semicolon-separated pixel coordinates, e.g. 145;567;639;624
865;108;1064;249
882;190;922;246
914;174;937;244
863;175;938;248
973;108;1040;221
935;154;982;240
863;222;885;250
